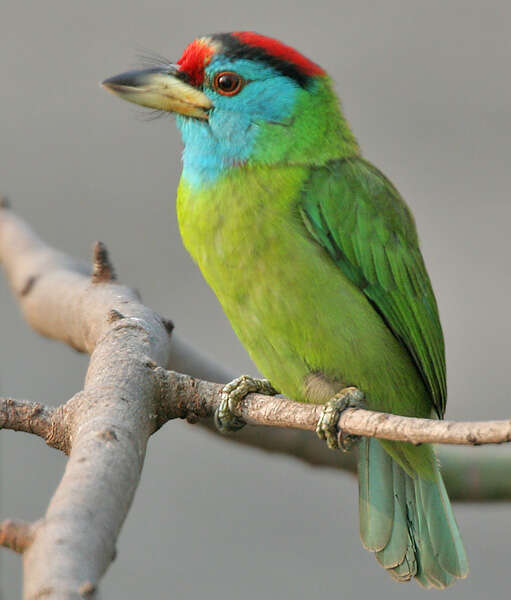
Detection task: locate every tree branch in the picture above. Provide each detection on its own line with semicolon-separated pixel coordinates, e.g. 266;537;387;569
165;306;511;503
1;203;173;599
152;369;511;445
0;397;59;444
2;200;511;598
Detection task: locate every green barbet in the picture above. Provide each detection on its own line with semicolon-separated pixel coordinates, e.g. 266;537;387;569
103;32;468;587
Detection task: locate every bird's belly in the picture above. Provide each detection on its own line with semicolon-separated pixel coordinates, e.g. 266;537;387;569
177;171;430;416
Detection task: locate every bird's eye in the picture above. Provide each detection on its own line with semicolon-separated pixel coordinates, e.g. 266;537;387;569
212;71;244;96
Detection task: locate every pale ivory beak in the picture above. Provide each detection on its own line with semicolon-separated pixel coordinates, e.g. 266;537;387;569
102;66;212;119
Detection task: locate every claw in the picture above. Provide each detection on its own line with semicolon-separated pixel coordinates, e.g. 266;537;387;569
215;375;277;433
316;387;365;451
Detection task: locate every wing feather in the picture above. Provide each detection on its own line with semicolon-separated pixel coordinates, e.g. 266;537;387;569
300;158;446;416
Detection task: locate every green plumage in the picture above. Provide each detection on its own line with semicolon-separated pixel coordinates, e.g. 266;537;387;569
300;159;447;418
103;31;468;589
175;68;467;588
177;155;468;586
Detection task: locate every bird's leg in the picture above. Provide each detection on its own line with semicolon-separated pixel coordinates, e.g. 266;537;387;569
215;375;278;433
316;387;365;451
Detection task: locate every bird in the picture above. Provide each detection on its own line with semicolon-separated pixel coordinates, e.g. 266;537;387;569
102;31;468;588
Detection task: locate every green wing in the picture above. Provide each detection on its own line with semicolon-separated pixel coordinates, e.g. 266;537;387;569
299;157;446;417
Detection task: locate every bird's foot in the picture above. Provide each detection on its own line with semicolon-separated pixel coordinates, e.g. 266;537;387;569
316;387;365;451
215;375;278;433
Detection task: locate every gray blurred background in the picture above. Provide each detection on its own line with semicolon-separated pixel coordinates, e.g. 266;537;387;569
1;0;511;597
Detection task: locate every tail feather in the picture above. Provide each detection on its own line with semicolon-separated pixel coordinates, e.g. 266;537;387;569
375;462;412;570
359;436;393;551
411;475;453;588
358;438;468;588
419;474;468;577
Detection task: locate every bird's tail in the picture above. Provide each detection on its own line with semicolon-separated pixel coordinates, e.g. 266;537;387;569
358;437;468;588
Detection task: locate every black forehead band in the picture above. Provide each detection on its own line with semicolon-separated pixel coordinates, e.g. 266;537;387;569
211;33;311;88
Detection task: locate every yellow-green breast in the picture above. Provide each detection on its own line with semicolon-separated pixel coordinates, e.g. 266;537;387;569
177;164;431;419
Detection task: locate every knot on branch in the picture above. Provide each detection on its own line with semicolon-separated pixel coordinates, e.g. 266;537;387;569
0;519;35;554
20;274;39;297
45;405;71;454
107;309;125;323
161;317;174;335
150;364;176;429
149;365;202;428
78;582;97;598
91;242;116;284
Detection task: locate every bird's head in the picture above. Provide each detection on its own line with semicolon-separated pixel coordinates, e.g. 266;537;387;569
103;32;358;185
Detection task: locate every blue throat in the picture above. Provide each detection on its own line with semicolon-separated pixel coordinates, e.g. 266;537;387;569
177;113;255;188
176;57;301;188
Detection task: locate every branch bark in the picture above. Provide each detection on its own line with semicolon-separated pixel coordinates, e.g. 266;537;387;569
2;200;511;597
0;398;60;446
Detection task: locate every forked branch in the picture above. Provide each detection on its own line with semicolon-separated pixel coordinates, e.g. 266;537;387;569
1;198;511;599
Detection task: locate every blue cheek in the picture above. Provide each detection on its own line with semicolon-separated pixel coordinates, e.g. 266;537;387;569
176;66;300;188
210;77;300;124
